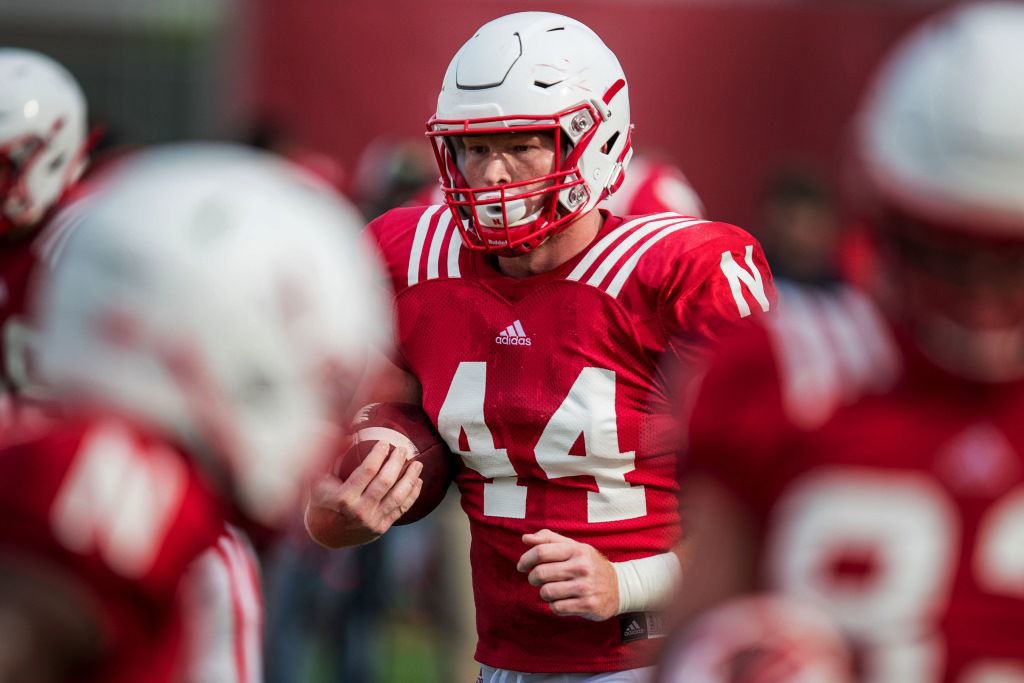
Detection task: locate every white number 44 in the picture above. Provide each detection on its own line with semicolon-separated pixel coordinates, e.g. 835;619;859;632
437;362;645;523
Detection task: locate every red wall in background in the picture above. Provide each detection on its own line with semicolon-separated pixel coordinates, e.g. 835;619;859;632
239;0;941;230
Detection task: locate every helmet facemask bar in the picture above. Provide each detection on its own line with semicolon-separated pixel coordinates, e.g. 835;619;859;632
427;102;602;256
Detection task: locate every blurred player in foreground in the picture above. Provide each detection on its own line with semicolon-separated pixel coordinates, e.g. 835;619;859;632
307;11;773;681
661;3;1024;681
0;144;390;681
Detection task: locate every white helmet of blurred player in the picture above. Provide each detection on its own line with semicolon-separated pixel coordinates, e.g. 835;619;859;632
0;49;87;234
427;12;633;255
858;2;1024;230
33;144;391;527
854;2;1024;382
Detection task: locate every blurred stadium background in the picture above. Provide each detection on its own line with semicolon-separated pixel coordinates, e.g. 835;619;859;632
0;1;957;681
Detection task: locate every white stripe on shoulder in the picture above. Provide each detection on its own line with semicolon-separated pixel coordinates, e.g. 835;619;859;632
585;217;697;289
566;212;679;282
605;220;706;298
407;204;444;287
446;210;463;278
426;209;454;280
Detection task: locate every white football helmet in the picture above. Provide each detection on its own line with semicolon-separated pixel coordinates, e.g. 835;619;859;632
33;144;391;527
427;12;633;255
0;49;87;234
854;2;1024;382
858;2;1024;232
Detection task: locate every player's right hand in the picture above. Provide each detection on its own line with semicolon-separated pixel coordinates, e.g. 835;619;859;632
304;441;423;548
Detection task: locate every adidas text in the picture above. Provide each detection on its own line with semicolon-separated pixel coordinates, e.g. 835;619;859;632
496;335;532;346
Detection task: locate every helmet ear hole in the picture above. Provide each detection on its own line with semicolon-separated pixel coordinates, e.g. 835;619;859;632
601;131;620;155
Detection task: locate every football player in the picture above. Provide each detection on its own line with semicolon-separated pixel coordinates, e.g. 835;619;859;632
306;12;774;681
0;51;270;683
0;49;92;421
662;4;1024;682
0;144;390;681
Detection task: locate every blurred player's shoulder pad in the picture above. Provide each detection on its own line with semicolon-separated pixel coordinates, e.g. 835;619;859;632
691;286;901;457
765;286;901;430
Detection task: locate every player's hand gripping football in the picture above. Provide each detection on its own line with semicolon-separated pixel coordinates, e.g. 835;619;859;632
305;441;423;547
517;528;619;621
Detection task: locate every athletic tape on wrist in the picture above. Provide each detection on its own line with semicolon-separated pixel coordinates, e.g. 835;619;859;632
613;551;682;614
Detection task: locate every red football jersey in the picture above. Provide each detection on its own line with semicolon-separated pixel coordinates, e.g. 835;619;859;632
369;205;774;672
683;286;1024;682
0;415;257;682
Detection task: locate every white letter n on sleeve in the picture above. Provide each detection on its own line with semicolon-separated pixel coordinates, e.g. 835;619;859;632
720;245;770;318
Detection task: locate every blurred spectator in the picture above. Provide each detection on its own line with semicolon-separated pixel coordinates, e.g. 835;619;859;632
243;119;347;196
351;136;438;221
757;166;842;290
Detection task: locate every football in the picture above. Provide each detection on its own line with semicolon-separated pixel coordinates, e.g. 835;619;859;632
334;402;454;525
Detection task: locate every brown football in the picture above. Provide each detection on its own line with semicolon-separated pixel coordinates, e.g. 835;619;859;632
334;402;454;525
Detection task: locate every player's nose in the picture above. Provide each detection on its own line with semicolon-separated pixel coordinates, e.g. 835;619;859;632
481;156;512;186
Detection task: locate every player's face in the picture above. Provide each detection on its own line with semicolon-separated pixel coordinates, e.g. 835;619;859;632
456;132;557;216
884;224;1024;382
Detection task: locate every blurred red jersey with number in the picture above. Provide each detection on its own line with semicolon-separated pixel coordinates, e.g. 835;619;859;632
0;415;262;683
369;205;773;672
683;286;1024;682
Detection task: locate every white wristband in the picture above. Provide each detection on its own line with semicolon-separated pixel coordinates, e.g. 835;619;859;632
613;551;682;614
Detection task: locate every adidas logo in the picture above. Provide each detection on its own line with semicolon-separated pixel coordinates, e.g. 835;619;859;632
623;619;644;636
495;319;532;346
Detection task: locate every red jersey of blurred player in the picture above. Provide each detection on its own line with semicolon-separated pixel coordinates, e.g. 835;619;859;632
666;5;1024;682
409;154;705;220
0;191;267;683
370;200;771;670
678;287;1024;681
0;417;260;683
